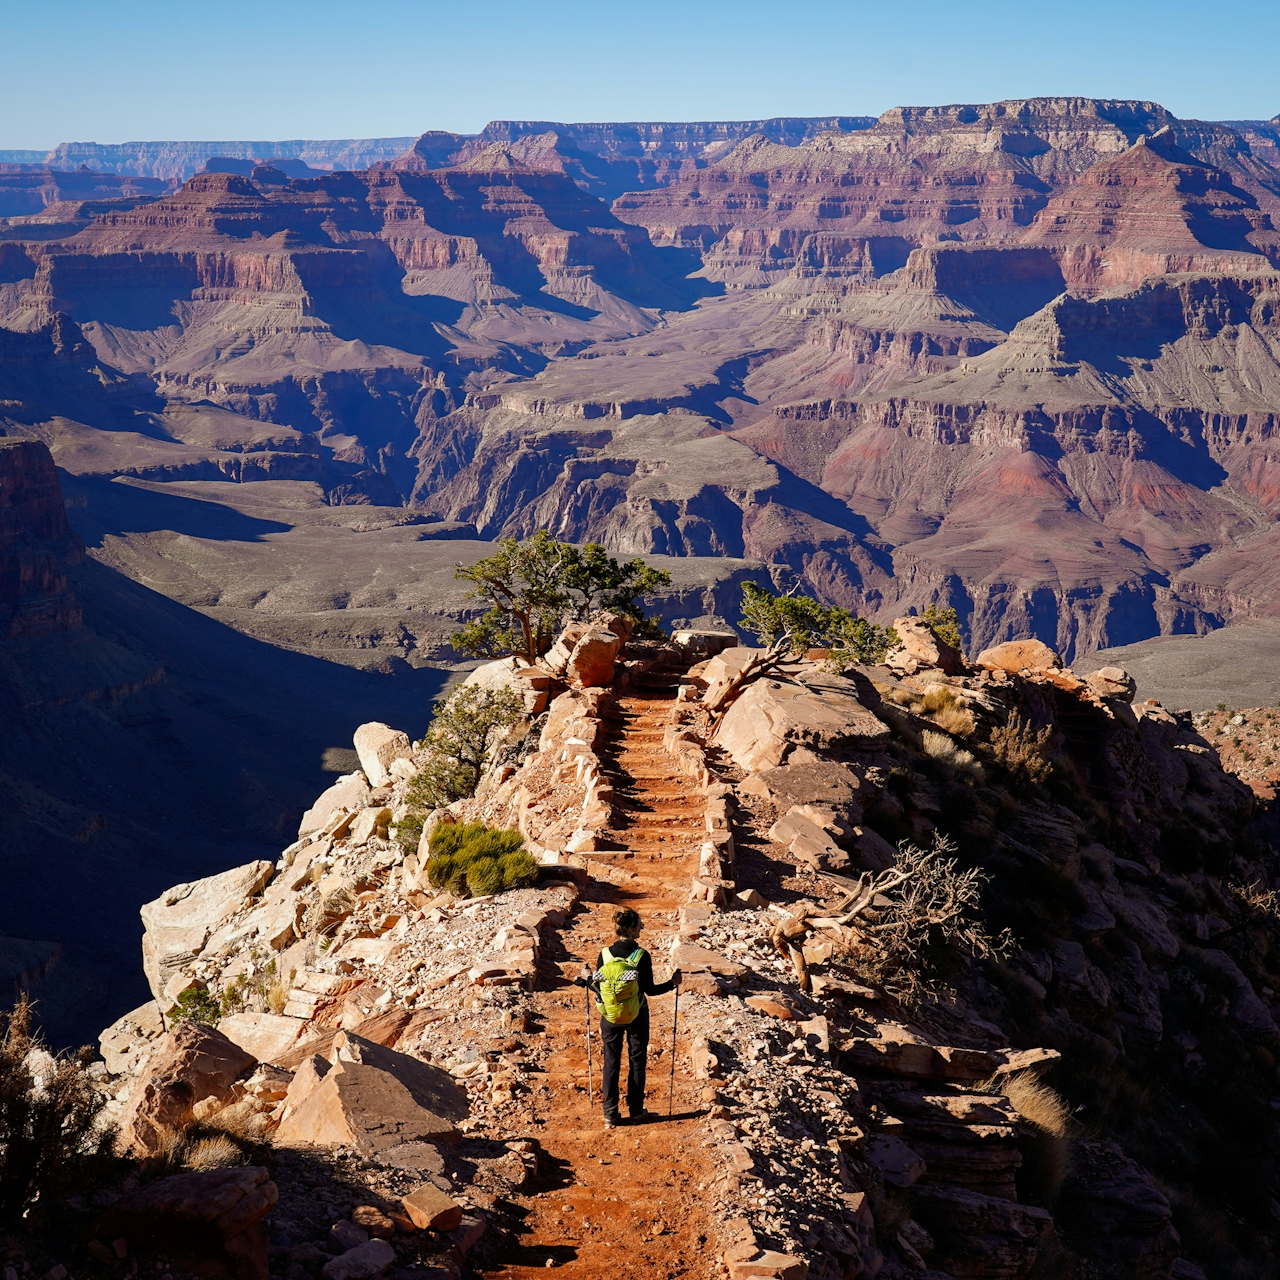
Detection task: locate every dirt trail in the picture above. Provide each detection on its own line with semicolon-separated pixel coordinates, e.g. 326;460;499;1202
489;665;720;1279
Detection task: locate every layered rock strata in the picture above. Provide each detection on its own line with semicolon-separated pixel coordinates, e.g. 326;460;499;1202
11;98;1280;676
0;436;84;637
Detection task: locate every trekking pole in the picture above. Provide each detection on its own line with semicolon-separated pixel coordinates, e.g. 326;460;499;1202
668;985;679;1116
584;983;594;1106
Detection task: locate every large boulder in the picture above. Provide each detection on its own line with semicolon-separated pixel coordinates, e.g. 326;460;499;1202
353;723;413;788
141;862;274;1001
95;1166;278;1280
542;620;591;676
99;1001;166;1076
977;639;1063;674
218;1012;309;1066
463;656;552;714
543;612;631;683
884;617;964;676
1085;666;1137;703
117;1022;256;1155
298;771;371;838
713;678;889;773
567;628;624;687
670;942;747;978
274;1031;469;1167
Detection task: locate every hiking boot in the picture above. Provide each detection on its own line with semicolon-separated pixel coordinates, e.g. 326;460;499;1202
603;1113;621;1129
629;1108;654;1123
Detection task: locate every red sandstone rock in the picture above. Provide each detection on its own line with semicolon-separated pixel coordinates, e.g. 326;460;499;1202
401;1184;463;1232
977;639;1063;673
1023;133;1276;294
0;437;83;639
117;1022;255;1155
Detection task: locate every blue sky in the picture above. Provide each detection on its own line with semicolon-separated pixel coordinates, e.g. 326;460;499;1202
3;0;1277;148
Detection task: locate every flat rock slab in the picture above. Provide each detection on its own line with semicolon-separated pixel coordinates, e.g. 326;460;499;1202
739;762;866;811
744;994;804;1020
714;678;889;774
671;942;747;977
274;1032;468;1160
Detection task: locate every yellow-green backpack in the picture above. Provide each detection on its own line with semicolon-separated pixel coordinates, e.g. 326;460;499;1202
595;945;644;1025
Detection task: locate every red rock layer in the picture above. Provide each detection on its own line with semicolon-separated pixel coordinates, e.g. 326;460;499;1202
0;433;83;638
613;99;1280;289
1022;134;1279;293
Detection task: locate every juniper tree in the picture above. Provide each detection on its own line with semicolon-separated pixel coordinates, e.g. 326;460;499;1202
453;532;671;663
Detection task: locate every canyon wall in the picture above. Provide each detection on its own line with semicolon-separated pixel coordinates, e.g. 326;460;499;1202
5;98;1280;662
0;438;453;1045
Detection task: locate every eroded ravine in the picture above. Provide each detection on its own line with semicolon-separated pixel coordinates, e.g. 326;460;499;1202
489;666;720;1279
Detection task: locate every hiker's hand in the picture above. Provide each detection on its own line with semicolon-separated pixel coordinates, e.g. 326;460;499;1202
672;969;683;986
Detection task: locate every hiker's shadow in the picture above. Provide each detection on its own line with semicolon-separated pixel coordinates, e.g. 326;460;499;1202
500;1243;579;1266
628;1109;704;1124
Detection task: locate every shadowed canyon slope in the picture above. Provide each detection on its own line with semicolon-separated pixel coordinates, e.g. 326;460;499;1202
0;437;457;1044
5;99;1280;660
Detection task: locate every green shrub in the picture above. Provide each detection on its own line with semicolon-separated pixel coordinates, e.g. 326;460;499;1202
922;603;964;653
406;684;524;812
395;811;425;852
466;858;504;896
453;530;672;663
738;582;898;665
499;850;538;886
425;822;537;897
172;987;222;1025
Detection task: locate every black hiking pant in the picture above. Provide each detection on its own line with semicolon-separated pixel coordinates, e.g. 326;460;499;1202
600;1002;649;1120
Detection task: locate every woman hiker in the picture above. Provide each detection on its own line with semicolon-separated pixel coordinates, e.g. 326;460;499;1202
582;907;682;1128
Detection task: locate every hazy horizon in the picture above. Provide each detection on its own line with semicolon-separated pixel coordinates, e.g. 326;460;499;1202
3;0;1277;151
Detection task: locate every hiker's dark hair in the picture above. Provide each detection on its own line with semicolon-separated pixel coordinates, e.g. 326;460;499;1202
613;907;641;934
